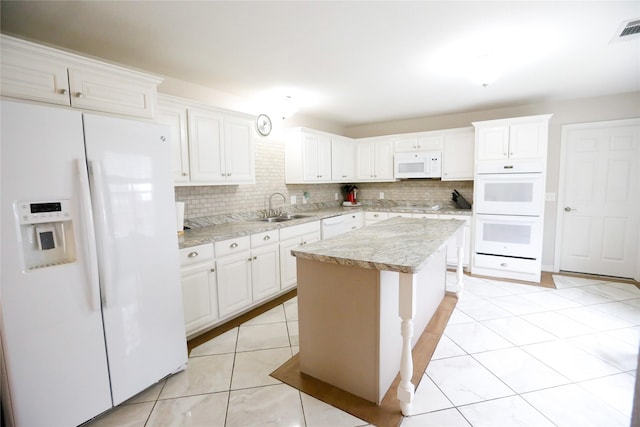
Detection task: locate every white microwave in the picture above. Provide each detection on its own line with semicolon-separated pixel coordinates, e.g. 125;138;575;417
394;151;442;178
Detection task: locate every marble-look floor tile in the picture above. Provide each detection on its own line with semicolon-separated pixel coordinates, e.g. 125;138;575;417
591;300;640;325
578;372;636;417
522;340;621;382
284;298;299;321
124;379;165;404
401;408;471;427
230;347;291;390
553;287;615;305
242;305;286;326
410;374;454;415
567;332;639;371
607;325;640;347
552;275;607;288
605;282;640;294
300;392;368;427
584;283;640;301
473;347;570;393
458;395;555;427
488;280;547;295
522;383;629;427
146;392;228;427
519;290;582;311
481;316;556;346
226;384;305;427
159;353;234;399
287;320;299;346
520;311;594;338
426;355;514;406
454;297;514;321
490;294;551;316
444;322;513;354
431;335;467;360
558;305;634;331
83;402;154;427
189;327;238;357
236;322;291;352
447;308;475;325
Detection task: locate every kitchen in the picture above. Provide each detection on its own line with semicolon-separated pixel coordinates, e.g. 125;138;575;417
1;2;640;427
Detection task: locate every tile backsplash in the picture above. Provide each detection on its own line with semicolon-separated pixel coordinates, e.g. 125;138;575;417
175;137;473;220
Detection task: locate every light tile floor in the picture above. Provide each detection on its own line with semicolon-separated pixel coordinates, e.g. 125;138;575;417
85;273;639;427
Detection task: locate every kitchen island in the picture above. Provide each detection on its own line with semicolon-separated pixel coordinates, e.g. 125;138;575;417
291;217;465;416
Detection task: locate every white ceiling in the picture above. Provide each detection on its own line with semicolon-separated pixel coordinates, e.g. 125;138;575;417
1;1;639;127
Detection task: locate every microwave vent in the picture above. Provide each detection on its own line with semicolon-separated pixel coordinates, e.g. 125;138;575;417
613;18;640;41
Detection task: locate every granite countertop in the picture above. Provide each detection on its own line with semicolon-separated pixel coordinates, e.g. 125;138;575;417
178;201;471;249
291;217;465;274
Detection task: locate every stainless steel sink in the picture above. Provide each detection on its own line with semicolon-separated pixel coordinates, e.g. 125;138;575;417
257;214;310;222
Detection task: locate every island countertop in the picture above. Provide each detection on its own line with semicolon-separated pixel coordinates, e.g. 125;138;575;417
292;217;465;274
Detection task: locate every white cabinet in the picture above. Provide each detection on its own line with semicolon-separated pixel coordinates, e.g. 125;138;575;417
413;213;472;267
215;237;252;318
331;136;356;181
1;35;160;119
158;95;256;186
285;128;333;183
179;244;217;337
279;221;321;289
364;211;389;225
250;230;281;302
474;115;552;161
442;128;474;181
394;134;443;152
321;212;364;239
157;97;190;183
355;139;395;181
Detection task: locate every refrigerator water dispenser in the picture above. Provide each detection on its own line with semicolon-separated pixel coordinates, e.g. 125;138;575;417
16;200;77;270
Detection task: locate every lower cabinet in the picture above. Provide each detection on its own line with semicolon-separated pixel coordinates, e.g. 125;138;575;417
413;213;472;267
215;236;252;318
179;244;218;337
279;221;322;289
250;230;281;302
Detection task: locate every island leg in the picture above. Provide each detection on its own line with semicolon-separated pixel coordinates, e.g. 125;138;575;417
456;227;465;298
398;272;417;416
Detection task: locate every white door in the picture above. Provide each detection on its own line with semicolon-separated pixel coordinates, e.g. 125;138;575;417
557;119;640;279
83;114;187;405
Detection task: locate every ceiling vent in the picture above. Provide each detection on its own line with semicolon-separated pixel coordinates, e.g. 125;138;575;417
612;18;640;42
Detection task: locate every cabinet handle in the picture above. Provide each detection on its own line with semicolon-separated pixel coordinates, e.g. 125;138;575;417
75;92;83;98
263;235;270;241
248;257;253;262
221;173;226;177
160;136;166;142
253;256;257;260
373;214;379;218
500;262;508;267
230;242;238;249
342;175;347;178
227;173;232;177
210;268;215;273
182;172;188;176
187;251;198;258
59;88;68;95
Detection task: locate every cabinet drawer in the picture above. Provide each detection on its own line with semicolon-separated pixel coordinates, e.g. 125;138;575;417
474;254;539;274
251;230;279;248
279;221;321;241
180;244;214;268
215;236;250;257
365;211;388;221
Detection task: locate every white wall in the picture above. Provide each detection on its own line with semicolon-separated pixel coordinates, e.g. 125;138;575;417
344;92;640;269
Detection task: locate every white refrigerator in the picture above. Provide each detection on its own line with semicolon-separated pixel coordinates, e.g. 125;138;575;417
0;100;187;427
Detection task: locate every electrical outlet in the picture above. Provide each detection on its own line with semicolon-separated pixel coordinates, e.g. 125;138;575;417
379;192;384;199
335;192;339;200
290;195;297;205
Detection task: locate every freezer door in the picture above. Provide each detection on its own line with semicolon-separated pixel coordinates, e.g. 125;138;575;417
0;100;112;426
83;113;187;405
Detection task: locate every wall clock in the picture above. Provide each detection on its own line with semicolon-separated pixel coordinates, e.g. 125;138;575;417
256;114;272;136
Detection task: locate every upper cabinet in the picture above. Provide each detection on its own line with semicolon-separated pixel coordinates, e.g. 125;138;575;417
1;35;161;119
394;134;444;152
284;128;335;184
473;115;553;162
158;94;256;186
355;138;395;181
442;127;475;181
331;136;356;181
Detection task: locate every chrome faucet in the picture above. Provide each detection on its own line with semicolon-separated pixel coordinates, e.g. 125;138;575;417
268;192;286;217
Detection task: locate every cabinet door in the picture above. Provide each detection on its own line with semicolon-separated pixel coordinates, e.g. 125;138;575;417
251;244;281;302
279;237;301;289
188;108;225;183
0;47;70;106
355;141;375;180
181;267;218;335
67;66;157;119
217;251;252;317
476;126;509;161
508;121;547;159
302;133;320;181
394;138;419;152
157;100;190;183
442;131;474;181
317;134;332;181
224;116;255;183
417;134;444;151
374;140;395;180
331;137;355;181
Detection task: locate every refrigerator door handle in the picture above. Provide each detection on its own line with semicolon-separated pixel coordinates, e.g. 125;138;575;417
89;160;116;308
76;158;101;312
